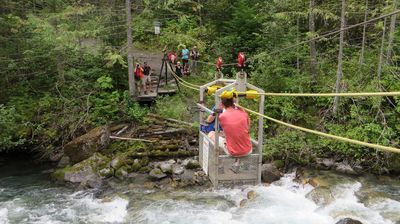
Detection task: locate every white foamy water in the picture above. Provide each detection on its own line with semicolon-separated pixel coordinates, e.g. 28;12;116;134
1;164;399;224
0;208;9;224
132;172;399;224
0;190;128;224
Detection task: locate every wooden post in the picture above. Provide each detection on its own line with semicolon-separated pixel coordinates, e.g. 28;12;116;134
126;0;135;96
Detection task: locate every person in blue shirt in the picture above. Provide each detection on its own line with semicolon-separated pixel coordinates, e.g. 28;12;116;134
200;106;223;134
181;46;189;73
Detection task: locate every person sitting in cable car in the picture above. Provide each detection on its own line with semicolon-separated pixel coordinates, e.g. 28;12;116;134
208;97;252;173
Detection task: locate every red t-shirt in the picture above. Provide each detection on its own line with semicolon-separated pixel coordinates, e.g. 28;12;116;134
219;108;252;156
135;67;144;78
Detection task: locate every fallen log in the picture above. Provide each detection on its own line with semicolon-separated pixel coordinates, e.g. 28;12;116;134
127;150;198;158
109;136;155;143
139;128;187;137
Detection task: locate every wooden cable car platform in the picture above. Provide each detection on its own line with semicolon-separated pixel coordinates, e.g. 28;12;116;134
135;54;179;102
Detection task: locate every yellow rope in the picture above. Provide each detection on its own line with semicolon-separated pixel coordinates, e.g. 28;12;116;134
166;62;201;88
236;91;400;97
237;105;400;154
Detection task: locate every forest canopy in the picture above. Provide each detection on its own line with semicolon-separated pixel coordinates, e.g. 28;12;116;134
1;0;399;172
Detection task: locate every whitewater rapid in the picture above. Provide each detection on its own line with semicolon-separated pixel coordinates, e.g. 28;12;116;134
0;164;399;224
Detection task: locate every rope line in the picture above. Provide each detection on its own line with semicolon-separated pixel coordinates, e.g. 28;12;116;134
165;62;201;88
235;91;400;97
237;105;400;154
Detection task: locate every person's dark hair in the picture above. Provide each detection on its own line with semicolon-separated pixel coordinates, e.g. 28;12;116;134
221;98;234;108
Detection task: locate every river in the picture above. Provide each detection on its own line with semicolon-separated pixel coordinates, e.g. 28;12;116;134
0;159;399;224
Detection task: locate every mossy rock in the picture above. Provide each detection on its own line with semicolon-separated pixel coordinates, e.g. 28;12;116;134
99;167;114;178
115;166;129;180
139;166;151;173
186;159;200;169
273;160;285;169
130;162;142;172
64;126;110;163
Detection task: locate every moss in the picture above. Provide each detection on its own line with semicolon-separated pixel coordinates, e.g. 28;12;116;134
273;160;285;169
52;165;75;181
139;166;151;173
130;163;142;172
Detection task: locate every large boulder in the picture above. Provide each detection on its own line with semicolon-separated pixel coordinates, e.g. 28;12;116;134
261;163;282;183
53;153;110;187
64;126;110;163
335;218;363;224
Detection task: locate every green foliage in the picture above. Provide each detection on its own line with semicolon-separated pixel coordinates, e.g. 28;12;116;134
123;91;149;121
0;105;26;151
154;95;189;120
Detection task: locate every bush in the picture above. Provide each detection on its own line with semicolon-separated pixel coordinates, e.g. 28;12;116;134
0;105;26;151
123;91;149;121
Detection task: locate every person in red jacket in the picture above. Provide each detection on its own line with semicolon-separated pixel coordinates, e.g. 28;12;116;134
134;63;145;94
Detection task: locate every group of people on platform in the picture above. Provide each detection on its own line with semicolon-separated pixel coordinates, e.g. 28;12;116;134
134;61;153;95
168;45;200;77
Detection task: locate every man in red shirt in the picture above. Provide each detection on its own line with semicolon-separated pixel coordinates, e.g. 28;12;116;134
208;97;252;172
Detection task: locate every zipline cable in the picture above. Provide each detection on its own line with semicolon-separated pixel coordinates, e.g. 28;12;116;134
235;91;400;97
236;105;400;154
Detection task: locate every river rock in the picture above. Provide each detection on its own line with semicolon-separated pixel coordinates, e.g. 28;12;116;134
247;190;258;200
53;153;110;187
98;167;113;178
193;171;208;185
57;156;71;168
306;186;334;206
64;126;110;163
261;163;282;183
115;167;129;180
179;169;195;186
335;162;357;175
168;159;176;164
239;199;248;208
316;158;335;170
185;159;200;169
335;218;363;224
172;164;185;175
149;168;167;180
160;162;172;174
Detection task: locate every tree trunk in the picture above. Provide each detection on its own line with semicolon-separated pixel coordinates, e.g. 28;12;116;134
386;0;397;61
126;0;135;96
333;0;346;115
309;0;317;85
359;0;368;65
297;16;300;71
377;17;388;81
